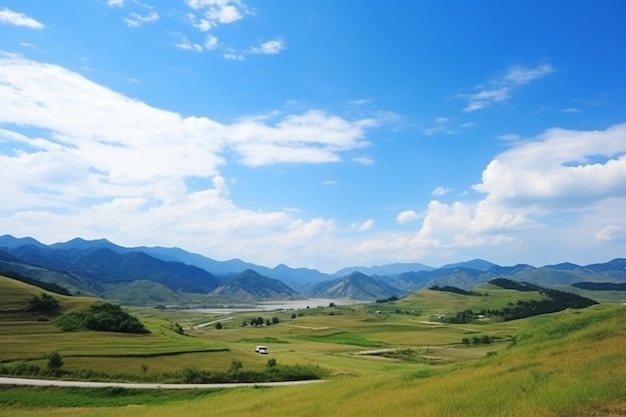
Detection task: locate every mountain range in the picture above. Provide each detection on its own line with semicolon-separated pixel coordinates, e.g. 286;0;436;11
1;234;625;305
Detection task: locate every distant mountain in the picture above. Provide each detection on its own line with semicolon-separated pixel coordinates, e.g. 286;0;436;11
308;272;401;300
441;259;498;271
211;269;297;300
3;235;626;305
6;245;220;294
544;262;582;271
333;262;434;277
0;234;46;249
583;258;626;277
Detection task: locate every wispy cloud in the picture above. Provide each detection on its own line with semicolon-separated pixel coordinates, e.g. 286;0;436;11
0;7;44;29
174;34;203;52
353;156;373;165
432;186;451;196
124;11;159;27
352;219;375;232
106;0;125;7
461;64;554;112
423;116;451;136
250;39;286;55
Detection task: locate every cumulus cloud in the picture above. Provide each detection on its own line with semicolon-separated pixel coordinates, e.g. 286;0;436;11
0;7;44;29
106;0;125;7
396;210;419;224
473;124;626;209
461;64;554;112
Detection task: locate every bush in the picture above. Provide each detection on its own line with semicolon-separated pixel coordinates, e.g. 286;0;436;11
46;352;64;376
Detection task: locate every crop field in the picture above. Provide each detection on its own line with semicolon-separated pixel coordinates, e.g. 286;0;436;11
1;275;625;416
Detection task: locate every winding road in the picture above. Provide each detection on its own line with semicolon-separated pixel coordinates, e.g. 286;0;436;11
0;376;326;390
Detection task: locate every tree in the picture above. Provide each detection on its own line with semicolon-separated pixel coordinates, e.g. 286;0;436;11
266;358;277;368
46;352;64;375
215;321;223;329
272;316;280;324
265;318;272;326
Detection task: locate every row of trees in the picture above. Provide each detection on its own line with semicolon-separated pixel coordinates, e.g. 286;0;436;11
242;316;280;327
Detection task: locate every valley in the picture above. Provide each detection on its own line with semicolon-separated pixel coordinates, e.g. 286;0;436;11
1;235;625;416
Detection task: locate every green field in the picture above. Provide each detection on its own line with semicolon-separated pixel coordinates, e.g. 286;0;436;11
1;275;625;416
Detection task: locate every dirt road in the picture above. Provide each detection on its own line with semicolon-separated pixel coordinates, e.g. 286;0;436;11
0;376;326;390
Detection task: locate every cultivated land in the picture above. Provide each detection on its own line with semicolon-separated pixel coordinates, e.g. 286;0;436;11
0;275;625;416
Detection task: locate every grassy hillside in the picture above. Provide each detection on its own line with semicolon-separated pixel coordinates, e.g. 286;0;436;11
1;276;624;416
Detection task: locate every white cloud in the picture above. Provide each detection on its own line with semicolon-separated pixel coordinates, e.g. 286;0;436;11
0;7;44;29
204;34;219;49
0;55;384;269
473;124;626;209
432;186;451;196
124;11;159;27
181;1;285;60
228;110;376;166
250;39;286;55
461;64;554;112
107;0;125;7
503;64;554;85
562;107;581;113
185;0;247;29
174;35;203;51
396;210;419;224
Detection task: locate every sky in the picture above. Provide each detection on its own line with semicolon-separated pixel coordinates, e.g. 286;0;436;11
1;1;625;273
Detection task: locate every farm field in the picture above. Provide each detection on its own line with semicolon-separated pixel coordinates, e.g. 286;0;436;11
1;275;625;416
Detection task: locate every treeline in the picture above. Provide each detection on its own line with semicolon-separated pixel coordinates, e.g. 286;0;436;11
488;278;538;292
243;316;280;326
572;282;626;291
440;279;597;323
58;302;149;334
0;268;71;296
376;295;399;303
430;285;487;296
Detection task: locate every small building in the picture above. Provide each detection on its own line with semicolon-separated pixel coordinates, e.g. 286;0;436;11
255;345;268;354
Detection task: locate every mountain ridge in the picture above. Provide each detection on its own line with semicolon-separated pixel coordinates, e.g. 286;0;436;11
2;235;625;305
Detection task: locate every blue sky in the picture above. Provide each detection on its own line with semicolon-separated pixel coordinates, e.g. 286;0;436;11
1;1;625;273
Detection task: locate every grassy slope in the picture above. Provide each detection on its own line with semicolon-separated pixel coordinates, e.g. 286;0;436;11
1;277;625;416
